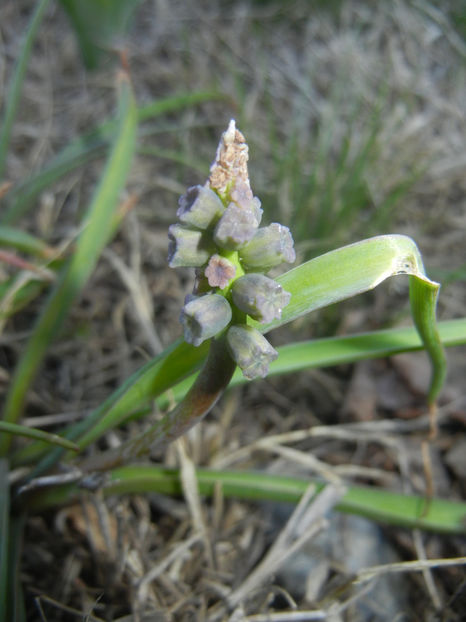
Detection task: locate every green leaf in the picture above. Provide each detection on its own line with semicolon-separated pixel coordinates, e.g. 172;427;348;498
0;226;52;258
0;0;51;180
58;0;142;69
0;73;138;455
25;465;466;535
0;422;79;452
255;235;446;402
0;459;9;622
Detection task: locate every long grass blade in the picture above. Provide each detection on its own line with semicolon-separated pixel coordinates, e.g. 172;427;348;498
0;422;79;452
0;226;52;258
24;465;466;535
0;72;138;455
0;0;51;180
155;318;466;410
0;459;9;622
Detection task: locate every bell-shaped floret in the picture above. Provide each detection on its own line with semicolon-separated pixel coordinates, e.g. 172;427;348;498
204;254;236;289
227;324;278;380
239;223;296;271
213;203;260;250
231;273;291;323
168;224;213;268
177;185;225;230
180;294;232;346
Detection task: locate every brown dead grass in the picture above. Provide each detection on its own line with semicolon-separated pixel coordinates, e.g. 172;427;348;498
1;0;466;620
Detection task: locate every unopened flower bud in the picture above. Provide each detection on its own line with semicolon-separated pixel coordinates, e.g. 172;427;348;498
230;181;263;224
205;254;236;289
213;203;260;250
180;294;232;346
239;223;296;271
231;273;291;323
177;185;225;230
168;224;213;268
227;324;278;380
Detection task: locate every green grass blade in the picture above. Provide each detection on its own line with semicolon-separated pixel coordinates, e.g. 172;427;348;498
12;339;208;470
13;318;465;471
0;422;79;452
0;73;138;455
0;0;51;180
0;226;52;258
0;459;9;622
154;318;466;409
2;91;224;225
58;0;142;69
26;465;466;534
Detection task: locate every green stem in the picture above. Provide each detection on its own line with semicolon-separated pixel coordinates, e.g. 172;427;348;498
78;336;237;472
0;0;51;180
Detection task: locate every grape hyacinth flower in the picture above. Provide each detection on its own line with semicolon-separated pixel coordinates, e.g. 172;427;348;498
168;119;295;379
231;274;291;324
226;325;278;380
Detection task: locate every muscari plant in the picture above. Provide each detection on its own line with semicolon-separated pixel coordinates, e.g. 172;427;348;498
2;61;466;622
4;116;465;538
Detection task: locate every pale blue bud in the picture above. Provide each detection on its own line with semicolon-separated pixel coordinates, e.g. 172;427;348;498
239;223;296;271
180;294;232;346
177;185;225;230
168;224;213;268
231;273;291;323
213;203;260;250
227;324;278;380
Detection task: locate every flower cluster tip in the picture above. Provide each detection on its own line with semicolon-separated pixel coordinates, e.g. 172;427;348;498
168;120;295;379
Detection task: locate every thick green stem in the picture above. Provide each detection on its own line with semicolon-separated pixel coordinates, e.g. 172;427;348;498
78;336;236;472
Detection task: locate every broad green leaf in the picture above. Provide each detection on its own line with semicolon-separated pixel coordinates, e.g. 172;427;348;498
24;465;466;534
256;235;446;402
0;74;138;455
0;0;51;180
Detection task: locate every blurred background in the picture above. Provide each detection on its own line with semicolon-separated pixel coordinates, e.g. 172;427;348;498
1;1;465;620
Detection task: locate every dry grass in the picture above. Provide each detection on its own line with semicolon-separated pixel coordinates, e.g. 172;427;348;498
1;0;466;620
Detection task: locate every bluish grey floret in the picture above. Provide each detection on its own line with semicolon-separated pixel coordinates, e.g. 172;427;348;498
167;224;213;268
180;294;232;346
177;185;225;230
239;223;296;271
226;324;278;380
213;204;260;250
231;273;291;323
205;254;236;289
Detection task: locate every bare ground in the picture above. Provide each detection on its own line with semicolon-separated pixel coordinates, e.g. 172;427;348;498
1;1;466;620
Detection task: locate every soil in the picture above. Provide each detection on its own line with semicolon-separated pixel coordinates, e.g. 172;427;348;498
1;1;465;620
